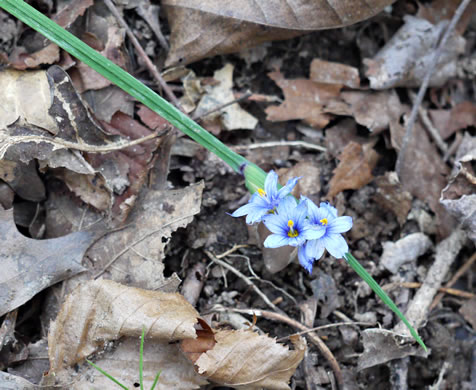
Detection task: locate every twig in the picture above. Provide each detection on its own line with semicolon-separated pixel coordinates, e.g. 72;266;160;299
395;0;472;177
191;92;253;121
383;281;475;299
94;214;195;279
393;228;466;336
0;132;162;158
276;321;376;342
204;250;284;314
430;251;476;310
409;91;448;154
232;140;326;153
215;244;249;259
103;0;182;109
213;306;344;388
135;4;169;51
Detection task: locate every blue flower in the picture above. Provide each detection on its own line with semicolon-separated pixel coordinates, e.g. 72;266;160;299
301;199;353;272
231;170;299;224
263;196;325;249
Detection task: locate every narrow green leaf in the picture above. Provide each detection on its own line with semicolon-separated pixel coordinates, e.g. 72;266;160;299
86;359;129;390
0;0;249;173
344;252;427;352
150;371;162;390
139;327;145;390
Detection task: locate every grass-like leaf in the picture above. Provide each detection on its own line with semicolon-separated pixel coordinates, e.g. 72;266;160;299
86;359;129;390
344;252;427;351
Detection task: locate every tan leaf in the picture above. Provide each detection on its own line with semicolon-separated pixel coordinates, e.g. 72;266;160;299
0;208;93;317
265;70;341;128
190;329;306;389
164;0;395;66
310;58;360;88
327;141;379;199
66;338;208;390
48;279;199;373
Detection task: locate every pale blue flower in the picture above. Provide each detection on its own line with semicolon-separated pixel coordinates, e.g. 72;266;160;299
263;196;325;249
231;170;299;224
302;198;353;272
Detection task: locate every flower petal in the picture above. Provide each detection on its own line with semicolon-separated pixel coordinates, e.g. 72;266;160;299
301;225;326;240
264;170;279;199
321;234;348;258
263;214;288;235
277;176;300;199
305;238;325;260
276;196;297;217
298;245;314;274
320;202;338;218
264;234;290;248
328;216;353;234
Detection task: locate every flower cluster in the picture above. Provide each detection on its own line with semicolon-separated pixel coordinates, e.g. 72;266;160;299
232;171;353;273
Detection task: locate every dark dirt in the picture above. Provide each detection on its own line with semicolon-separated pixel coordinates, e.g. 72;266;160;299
1;0;475;389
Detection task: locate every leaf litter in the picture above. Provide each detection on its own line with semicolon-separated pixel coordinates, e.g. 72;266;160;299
0;0;476;389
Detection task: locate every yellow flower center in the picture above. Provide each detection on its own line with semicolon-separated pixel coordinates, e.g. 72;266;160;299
258;188;266;197
320;218;328;226
287;220;299;238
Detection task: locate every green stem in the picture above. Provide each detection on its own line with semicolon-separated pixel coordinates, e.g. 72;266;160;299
0;0;249;173
344;252;427;352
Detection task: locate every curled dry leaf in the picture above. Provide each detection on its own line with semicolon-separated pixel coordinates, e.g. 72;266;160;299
0;208;93;317
327;141;380;199
182;324;306;389
194;64;258;131
164;0;395;66
48;279;199;373
266;70;342;128
67;338;208;390
440;133;476;245
365;16;465;89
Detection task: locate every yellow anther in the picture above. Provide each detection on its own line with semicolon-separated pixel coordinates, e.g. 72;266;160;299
320;218;328;225
287;220;299;237
258;188;266;197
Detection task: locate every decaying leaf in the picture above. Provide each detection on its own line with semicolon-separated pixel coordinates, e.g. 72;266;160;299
327;141;380;199
429;101;476;140
440;133;476;245
183;325;306;389
357;329;427;371
194;63;258;131
0;208;93;317
266;70;342;128
365;16;465;89
85;181;204;288
373;172;412;225
48;279;199;373
310;58;360;88
164;0;395;66
66;338;208;390
0;160;45;202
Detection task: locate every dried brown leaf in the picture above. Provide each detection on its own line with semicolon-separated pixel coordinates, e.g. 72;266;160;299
327;141;379;199
429;102;476;140
373;172;412;225
266;70;341;128
164;0;395;66
48;279;199;373
190;328;306;389
0;208;93;317
365;16;465;89
310;58;360;88
66;338;208;390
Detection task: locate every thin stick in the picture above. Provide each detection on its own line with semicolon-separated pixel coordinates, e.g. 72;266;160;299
103;0;182;110
395;0;472;176
430;252;476;310
205;250;284;314
276;321;376;342
215;306;344;388
232;140;327;153
191;92;253;121
383;281;474;299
